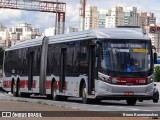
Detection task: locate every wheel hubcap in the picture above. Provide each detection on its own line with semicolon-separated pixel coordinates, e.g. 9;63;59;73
13;84;16;95
82;87;86;100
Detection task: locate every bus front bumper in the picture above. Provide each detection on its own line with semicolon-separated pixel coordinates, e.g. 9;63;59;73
96;81;159;101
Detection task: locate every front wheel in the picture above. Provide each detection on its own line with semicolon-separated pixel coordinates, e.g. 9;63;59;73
126;99;137;105
153;90;159;103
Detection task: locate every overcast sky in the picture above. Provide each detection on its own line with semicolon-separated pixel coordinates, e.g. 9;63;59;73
0;0;160;31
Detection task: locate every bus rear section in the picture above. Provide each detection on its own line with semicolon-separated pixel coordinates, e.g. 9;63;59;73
94;39;159;105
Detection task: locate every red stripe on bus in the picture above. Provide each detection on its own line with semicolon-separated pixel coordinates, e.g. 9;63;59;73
3;80;60;89
3;80;12;88
3;80;36;88
19;80;36;88
46;81;52;89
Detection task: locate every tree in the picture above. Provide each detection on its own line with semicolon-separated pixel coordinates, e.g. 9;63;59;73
0;47;4;69
154;66;160;82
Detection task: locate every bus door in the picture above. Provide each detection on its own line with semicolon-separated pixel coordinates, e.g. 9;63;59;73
28;52;34;90
59;48;67;92
88;45;96;95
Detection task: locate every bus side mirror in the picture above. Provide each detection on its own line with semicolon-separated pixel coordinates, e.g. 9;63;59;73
154;52;157;64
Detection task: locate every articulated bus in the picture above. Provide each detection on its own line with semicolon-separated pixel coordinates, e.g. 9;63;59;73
2;28;159;105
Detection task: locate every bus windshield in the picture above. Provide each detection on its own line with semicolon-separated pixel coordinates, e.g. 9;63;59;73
100;39;152;76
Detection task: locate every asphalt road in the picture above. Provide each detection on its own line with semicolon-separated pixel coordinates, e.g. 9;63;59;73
0;92;159;112
0;91;159;119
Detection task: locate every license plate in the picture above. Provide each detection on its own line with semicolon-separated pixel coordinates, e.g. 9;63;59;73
124;92;134;95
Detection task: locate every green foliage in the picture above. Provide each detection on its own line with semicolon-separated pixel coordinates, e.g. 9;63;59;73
0;47;4;67
154;66;160;82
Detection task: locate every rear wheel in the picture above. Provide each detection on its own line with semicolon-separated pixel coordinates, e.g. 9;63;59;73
82;84;91;104
126;99;137;105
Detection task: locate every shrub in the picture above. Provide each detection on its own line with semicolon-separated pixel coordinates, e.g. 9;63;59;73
154;66;160;82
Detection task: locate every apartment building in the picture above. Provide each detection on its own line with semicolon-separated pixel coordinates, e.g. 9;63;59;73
123;7;140;26
140;12;156;27
66;27;79;34
105;7;124;28
99;13;106;28
0;23;42;48
80;6;99;30
0;24;9;48
105;6;141;28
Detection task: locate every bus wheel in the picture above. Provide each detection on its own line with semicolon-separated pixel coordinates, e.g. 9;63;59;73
52;82;60;101
82;84;91;104
13;83;18;97
20;93;30;98
94;98;101;104
126;99;137;105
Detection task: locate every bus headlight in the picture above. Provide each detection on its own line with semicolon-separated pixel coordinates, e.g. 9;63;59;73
147;76;154;84
99;76;111;83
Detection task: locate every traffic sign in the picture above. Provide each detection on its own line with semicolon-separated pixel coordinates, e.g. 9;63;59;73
150;26;156;33
149;26;160;34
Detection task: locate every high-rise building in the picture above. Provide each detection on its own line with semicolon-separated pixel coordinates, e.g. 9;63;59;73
0;29;9;48
80;6;99;30
0;24;9;48
123;7;140;26
140;12;156;27
0;24;6;31
66;27;79;34
105;7;124;28
0;23;42;48
99;13;106;28
105;7;140;28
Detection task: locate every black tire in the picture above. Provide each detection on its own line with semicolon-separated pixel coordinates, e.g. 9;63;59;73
21;93;30;98
138;99;143;102
153;99;158;103
60;96;68;101
126;99;137;105
82;84;91;104
47;95;52;99
153;90;159;103
94;98;101;104
52;82;60;101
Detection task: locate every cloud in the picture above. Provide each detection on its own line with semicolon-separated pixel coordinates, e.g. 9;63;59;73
0;9;22;21
0;0;160;30
65;4;80;27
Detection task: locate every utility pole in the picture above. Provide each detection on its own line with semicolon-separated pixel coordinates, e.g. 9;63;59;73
0;0;66;35
55;0;58;35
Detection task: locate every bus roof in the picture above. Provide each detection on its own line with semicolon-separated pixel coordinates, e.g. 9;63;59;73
6;28;150;51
